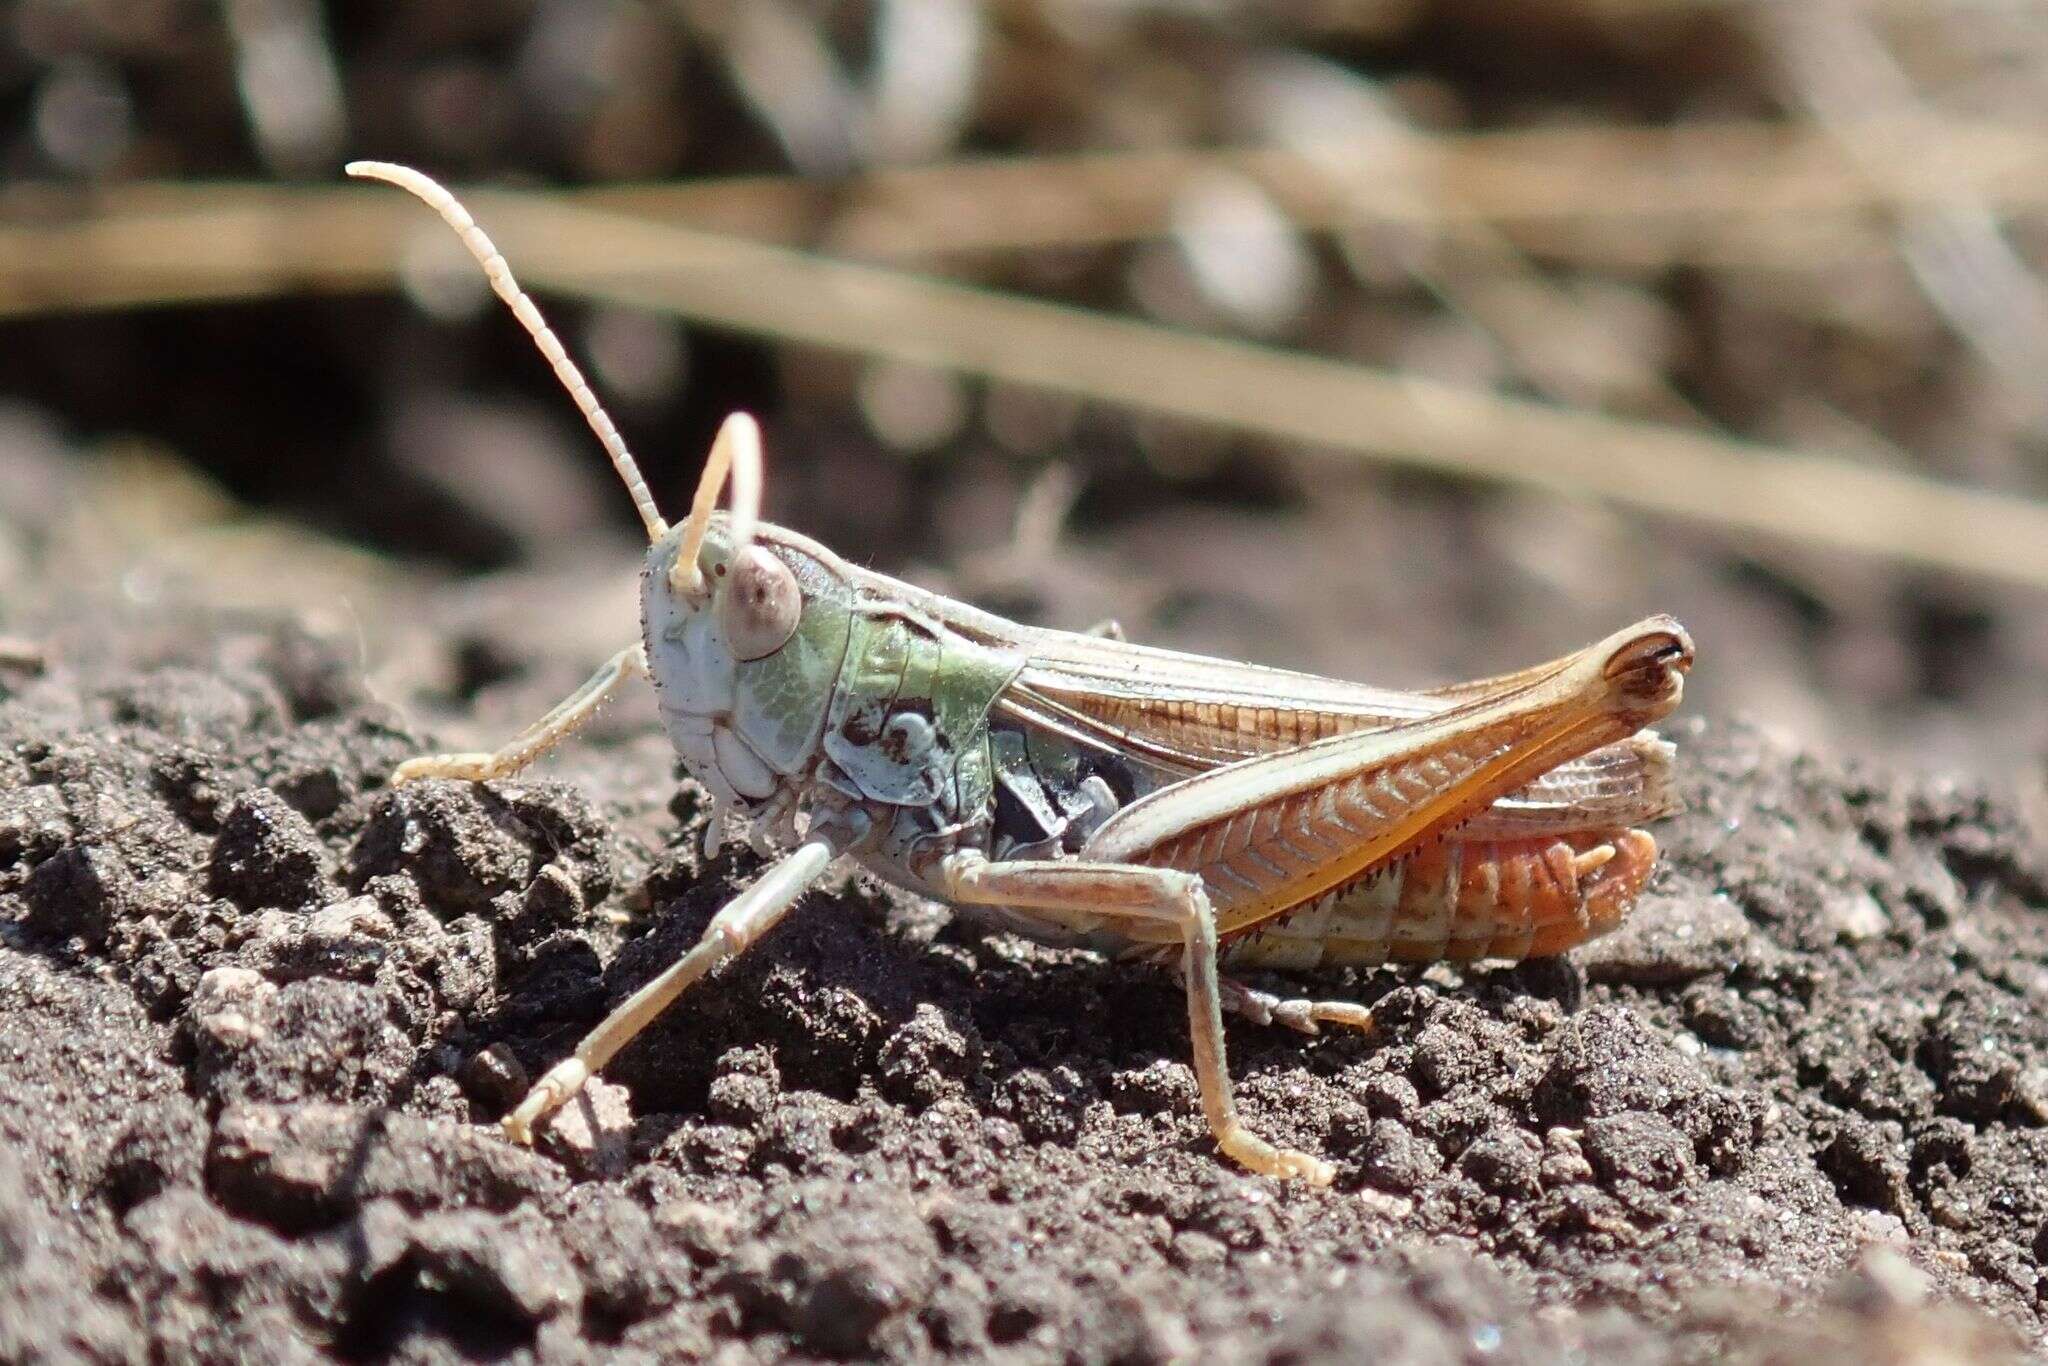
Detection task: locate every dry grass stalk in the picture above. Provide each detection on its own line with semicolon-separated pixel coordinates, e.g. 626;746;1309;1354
2;175;2045;589
8;117;2048;299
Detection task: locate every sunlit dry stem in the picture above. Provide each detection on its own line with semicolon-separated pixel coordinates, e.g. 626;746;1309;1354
670;411;763;597
344;160;672;544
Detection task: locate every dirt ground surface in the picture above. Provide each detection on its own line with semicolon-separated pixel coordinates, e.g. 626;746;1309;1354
4;495;2047;1365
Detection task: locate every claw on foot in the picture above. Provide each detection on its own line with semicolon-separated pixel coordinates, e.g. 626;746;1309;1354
501;1059;589;1145
393;753;494;785
1270;999;1376;1036
1220;1129;1335;1185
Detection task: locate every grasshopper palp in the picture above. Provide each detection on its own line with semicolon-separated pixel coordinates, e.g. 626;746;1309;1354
351;161;1694;1185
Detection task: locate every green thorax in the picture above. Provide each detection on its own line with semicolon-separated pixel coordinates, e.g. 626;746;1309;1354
822;608;1025;823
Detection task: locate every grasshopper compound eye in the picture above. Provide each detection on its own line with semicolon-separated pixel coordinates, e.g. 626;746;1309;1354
721;545;801;660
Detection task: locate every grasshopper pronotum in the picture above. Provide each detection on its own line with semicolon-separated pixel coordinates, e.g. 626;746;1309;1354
351;162;1693;1184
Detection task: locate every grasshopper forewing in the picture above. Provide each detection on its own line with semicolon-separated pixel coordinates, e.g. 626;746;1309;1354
351;161;1694;1185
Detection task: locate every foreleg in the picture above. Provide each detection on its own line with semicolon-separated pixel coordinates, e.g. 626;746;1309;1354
503;837;836;1142
394;644;647;784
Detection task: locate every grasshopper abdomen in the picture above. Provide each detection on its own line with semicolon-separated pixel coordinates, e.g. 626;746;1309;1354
1220;828;1658;970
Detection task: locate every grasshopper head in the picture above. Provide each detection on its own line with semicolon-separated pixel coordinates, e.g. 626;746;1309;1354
639;418;854;807
641;514;806;708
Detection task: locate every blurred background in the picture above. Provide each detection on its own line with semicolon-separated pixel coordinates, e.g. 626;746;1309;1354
0;0;2044;808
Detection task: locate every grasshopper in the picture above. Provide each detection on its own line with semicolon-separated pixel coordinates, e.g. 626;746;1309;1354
350;162;1693;1184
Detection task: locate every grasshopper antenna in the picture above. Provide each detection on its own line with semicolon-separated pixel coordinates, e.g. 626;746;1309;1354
670;412;762;597
345;160;671;544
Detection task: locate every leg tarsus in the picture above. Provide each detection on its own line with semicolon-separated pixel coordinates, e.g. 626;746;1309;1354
393;750;501;784
395;644;647;786
503;1058;589;1144
1217;1126;1334;1185
1208;973;1375;1037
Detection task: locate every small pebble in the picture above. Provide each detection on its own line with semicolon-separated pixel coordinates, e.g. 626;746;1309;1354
188;966;276;1047
462;1043;530;1113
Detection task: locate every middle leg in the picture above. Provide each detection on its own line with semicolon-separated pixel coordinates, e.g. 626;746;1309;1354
937;851;1334;1184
